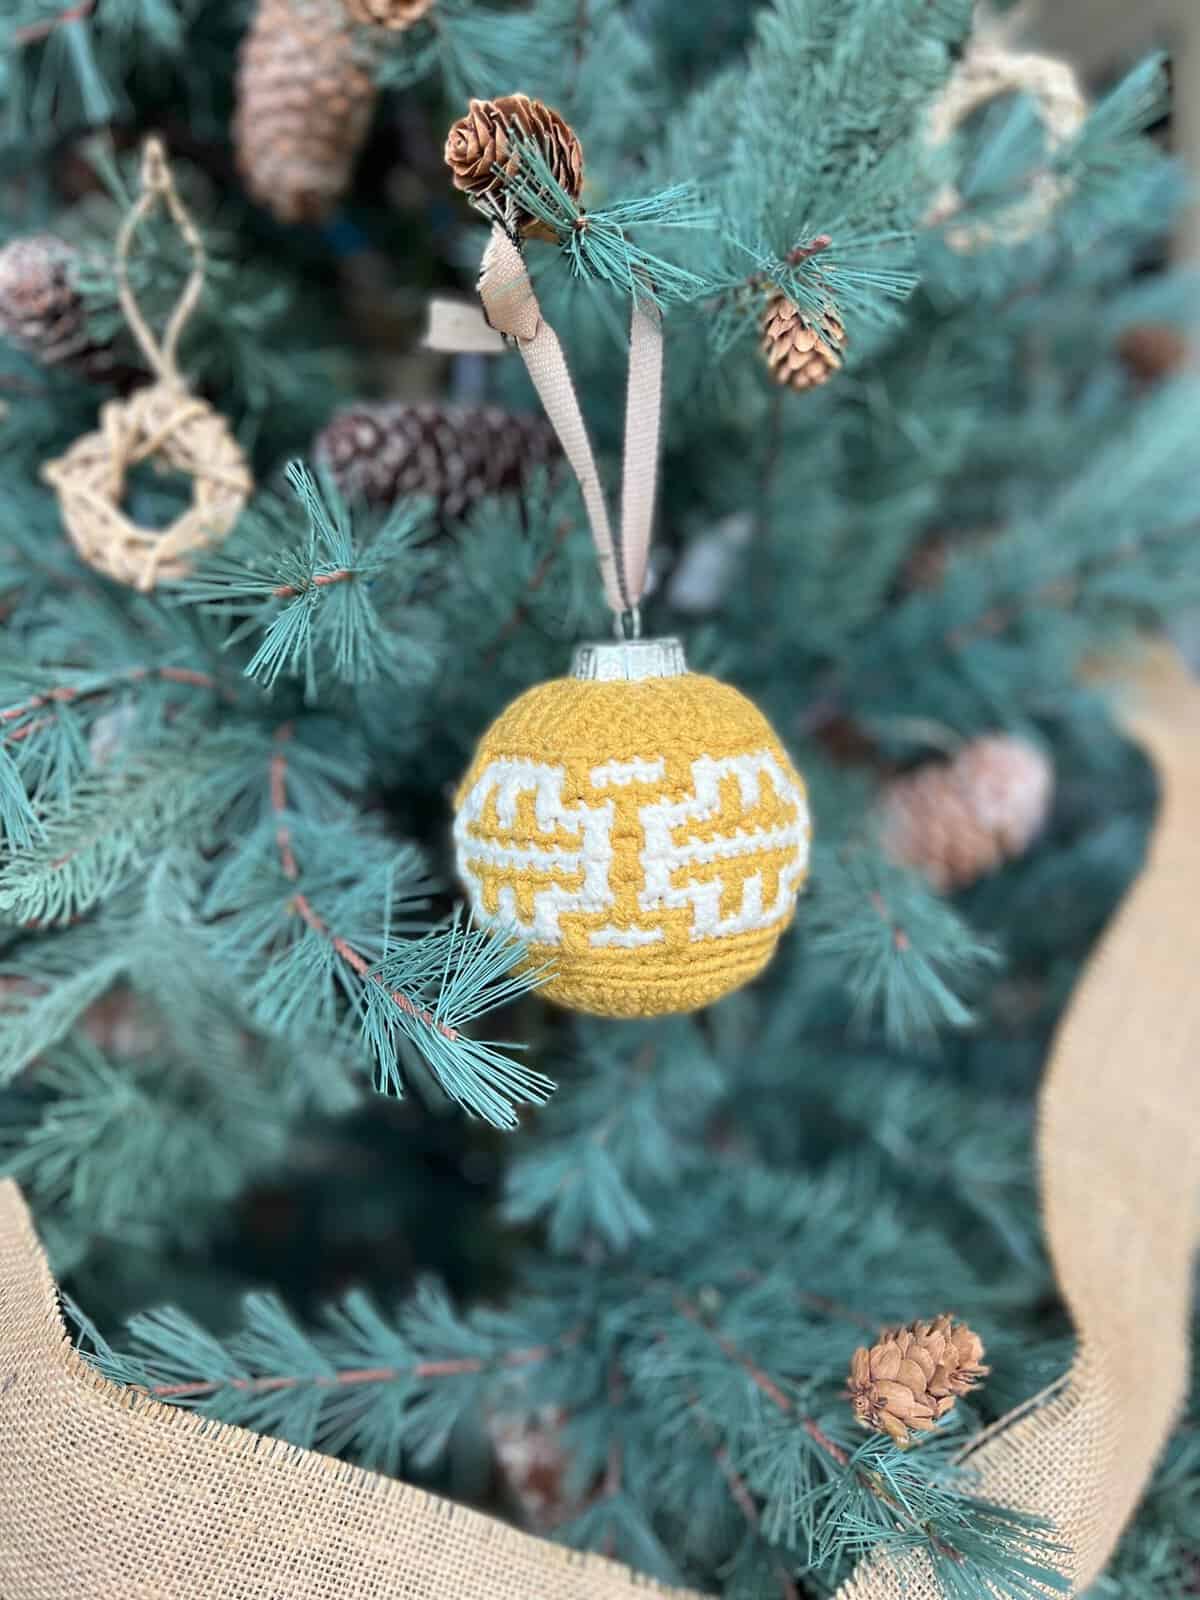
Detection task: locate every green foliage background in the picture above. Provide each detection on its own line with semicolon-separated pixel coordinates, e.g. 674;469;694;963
1;1;1197;1593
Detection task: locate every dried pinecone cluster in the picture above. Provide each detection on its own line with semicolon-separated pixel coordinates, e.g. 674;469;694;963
848;1316;988;1446
0;235;121;385
760;289;845;391
314;401;560;520
879;735;1054;893
234;0;383;224
444;94;583;239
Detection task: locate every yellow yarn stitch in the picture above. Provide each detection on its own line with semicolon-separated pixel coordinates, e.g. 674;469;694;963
454;672;811;1018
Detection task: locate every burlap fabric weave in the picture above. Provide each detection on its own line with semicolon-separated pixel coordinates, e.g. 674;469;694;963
0;644;1197;1597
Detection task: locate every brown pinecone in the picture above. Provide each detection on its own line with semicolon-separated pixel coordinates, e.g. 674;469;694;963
848;1316;988;1446
314;401;560;520
1117;322;1190;386
444;95;583;239
489;1408;579;1532
340;0;432;26
760;291;845;391
878;735;1054;893
0;235;120;385
233;0;382;225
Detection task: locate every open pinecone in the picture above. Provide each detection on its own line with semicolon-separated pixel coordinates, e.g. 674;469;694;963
760;290;845;391
234;0;382;225
878;735;1054;893
314;400;560;521
0;235;121;385
444;94;583;239
848;1316;988;1446
340;0;432;25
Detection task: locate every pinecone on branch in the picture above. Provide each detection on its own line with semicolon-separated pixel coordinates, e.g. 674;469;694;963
878;735;1054;893
314;401;561;520
848;1315;988;1446
0;235;121;385
760;290;845;391
1117;322;1190;387
234;0;381;225
340;0;432;26
444;95;583;239
489;1408;580;1532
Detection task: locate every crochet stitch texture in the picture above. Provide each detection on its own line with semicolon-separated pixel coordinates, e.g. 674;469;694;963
454;672;811;1017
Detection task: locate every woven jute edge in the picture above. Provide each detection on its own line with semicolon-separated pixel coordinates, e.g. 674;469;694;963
0;1178;703;1596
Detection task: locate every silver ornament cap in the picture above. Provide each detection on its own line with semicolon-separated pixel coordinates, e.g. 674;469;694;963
570;636;688;682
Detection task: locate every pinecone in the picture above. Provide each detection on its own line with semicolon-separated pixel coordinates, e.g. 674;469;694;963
759;291;845;391
848;1316;988;1446
314;401;560;520
1117;322;1189;387
489;1408;578;1532
878;735;1054;893
234;0;382;225
340;0;432;25
444;95;583;239
0;234;120;385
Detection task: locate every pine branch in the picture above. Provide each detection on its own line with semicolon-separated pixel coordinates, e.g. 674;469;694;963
177;465;437;699
1;664;221;746
261;723;554;1127
146;1329;567;1401
805;846;999;1044
0;735;253;926
270;724;459;1046
13;0;95;45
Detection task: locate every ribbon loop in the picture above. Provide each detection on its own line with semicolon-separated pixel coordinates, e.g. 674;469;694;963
427;224;663;620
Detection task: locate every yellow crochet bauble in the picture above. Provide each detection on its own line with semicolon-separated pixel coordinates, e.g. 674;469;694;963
453;638;811;1018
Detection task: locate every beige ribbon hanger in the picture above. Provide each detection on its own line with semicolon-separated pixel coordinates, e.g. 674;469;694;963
428;223;663;628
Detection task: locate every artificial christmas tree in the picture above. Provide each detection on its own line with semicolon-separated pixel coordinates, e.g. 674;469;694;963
0;2;1197;1597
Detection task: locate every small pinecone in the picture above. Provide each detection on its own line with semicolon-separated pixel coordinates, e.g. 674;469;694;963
848;1315;988;1446
340;0;432;25
899;535;950;593
444;94;583;238
490;1408;578;1531
760;291;845;391
1117;322;1189;386
878;735;1054;893
234;0;381;225
314;401;560;520
0;235;119;384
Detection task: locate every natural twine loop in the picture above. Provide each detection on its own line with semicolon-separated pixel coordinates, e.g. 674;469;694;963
925;34;1088;253
115;136;207;388
42;137;252;593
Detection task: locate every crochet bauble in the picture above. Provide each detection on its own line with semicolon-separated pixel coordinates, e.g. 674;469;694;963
453;638;811;1019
